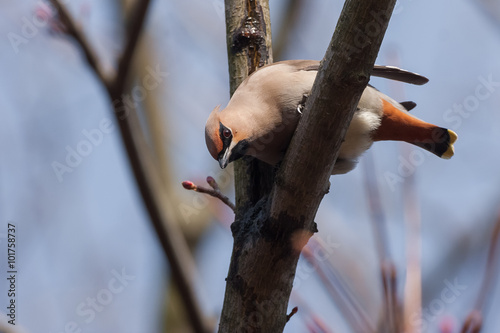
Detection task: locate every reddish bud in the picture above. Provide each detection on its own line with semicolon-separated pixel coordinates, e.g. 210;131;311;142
182;181;196;190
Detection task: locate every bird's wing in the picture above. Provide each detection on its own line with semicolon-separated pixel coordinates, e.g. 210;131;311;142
274;60;429;85
372;65;429;85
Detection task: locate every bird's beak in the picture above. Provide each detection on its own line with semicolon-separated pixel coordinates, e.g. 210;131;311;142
218;148;231;169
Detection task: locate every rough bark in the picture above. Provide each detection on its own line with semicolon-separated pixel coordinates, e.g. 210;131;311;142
270;0;397;222
219;0;397;332
224;0;275;220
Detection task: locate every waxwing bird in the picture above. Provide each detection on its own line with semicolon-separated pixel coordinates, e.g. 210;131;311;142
205;60;457;174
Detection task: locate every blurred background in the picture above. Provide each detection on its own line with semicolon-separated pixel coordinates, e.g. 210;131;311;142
1;0;500;332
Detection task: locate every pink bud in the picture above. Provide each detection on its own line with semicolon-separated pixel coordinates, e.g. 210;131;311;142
182;181;196;190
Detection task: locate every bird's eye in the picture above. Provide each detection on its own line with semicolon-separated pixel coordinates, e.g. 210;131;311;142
223;128;231;138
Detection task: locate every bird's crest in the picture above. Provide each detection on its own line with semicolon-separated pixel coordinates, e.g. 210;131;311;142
205;105;223;160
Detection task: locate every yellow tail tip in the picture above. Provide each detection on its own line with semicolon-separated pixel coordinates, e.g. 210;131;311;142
442;129;458;159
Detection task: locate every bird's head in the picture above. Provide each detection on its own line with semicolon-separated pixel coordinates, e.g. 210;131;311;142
205;106;250;169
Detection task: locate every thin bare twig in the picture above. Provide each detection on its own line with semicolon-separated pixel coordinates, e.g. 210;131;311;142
308;315;336;333
125;106;212;333
47;0;111;88
182;177;236;212
114;0;152;94
383;261;400;332
461;310;482;333
290;293;335;333
362;152;401;332
461;212;500;333
286;306;298;322
401;144;422;333
302;240;375;333
474;212;500;311
383;48;423;333
312;237;375;330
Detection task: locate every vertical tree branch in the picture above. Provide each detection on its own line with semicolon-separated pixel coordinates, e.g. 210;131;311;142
219;0;397;332
219;1;276;332
224;0;275;219
402;145;422;333
461;213;500;333
113;0;152;95
270;0;397;220
362;153;401;332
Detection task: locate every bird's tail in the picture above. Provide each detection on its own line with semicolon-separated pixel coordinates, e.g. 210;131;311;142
373;99;457;159
412;128;457;159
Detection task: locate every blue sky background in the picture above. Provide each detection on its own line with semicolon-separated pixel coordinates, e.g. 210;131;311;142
1;0;500;332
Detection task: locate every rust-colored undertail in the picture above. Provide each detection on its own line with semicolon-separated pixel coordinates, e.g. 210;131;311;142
372;100;457;159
